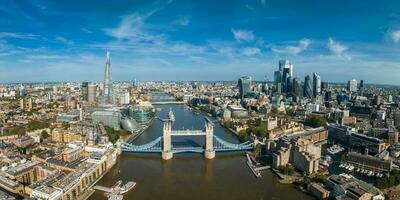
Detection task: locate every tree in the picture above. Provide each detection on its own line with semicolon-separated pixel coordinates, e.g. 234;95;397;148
305;115;327;128
238;130;249;141
313;173;327;183
41;130;50;139
340;154;347;162
286;108;295;117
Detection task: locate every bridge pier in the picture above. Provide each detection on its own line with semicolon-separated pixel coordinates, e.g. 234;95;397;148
204;120;215;159
162;121;173;160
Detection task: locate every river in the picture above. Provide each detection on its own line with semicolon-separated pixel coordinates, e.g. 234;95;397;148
89;104;314;200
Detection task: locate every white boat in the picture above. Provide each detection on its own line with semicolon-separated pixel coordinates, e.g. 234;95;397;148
112;180;122;189
120;181;136;194
107;194;123;200
168;108;175;121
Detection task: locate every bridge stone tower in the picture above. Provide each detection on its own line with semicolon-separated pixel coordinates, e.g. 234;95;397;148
204;120;215;159
162;121;173;160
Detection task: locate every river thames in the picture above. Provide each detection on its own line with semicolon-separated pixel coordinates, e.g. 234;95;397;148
89;104;314;200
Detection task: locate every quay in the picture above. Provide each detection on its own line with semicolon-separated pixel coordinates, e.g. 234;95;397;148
246;152;270;178
93;185;113;193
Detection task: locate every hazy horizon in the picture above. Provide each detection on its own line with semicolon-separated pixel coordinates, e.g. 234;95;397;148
0;0;400;84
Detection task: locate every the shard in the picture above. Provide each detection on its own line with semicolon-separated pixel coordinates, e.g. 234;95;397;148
103;51;113;105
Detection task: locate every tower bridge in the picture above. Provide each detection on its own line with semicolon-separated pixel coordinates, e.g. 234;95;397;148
121;118;254;160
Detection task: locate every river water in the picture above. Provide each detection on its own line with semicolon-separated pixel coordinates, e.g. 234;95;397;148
89;104;314;200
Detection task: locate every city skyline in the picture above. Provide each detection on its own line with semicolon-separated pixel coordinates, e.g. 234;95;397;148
0;1;400;85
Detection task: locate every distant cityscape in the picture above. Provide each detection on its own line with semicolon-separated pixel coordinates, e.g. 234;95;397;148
0;50;399;200
1;1;400;200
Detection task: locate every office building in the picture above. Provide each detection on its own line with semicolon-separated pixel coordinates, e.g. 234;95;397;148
88;84;97;105
81;82;89;101
303;75;313;99
91;110;122;130
103;51;114;105
347;79;357;92
238;76;252;100
312;73;321;98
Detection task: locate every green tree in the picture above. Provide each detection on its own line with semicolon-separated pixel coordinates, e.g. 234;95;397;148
305;115;327;128
41;130;50;139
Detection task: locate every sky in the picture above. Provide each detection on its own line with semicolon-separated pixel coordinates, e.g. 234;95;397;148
0;0;400;84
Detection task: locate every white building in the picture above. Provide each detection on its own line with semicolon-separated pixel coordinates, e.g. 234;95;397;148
348;79;357;92
31;185;63;200
119;89;130;105
306;103;320;112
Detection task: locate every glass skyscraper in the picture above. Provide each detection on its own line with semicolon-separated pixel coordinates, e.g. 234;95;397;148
238;76;252;100
103;51;114;105
312;72;321;98
304;75;313;99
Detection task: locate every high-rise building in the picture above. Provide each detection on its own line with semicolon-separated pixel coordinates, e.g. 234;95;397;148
88;84;97;105
19;84;26;97
279;60;293;77
103;51;114;105
238;76;252;100
304;75;313;99
347;79;357;92
81;82;89;101
312;73;321;98
292;77;301;98
274;71;282;84
119;89;130;105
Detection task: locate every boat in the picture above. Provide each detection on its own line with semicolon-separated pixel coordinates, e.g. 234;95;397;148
168;108;175;122
107;193;123;200
112;180;122;189
120;181;136;194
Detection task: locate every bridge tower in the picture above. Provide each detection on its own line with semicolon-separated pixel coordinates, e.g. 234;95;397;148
162;121;173;160
204;120;215;159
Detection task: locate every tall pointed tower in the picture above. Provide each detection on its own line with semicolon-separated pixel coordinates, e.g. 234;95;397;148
103;51;113;105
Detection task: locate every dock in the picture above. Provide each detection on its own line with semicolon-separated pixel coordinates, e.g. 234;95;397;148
245;152;270;178
93;185;113;193
247;161;262;178
93;181;136;197
255;166;271;171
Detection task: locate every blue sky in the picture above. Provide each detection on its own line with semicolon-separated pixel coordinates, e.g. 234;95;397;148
1;0;400;84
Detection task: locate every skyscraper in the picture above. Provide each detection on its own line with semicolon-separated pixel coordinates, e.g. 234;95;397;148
103;51;113;105
81;81;89;101
347;79;357;92
279;60;293;77
88;84;97;105
312;73;321;98
304;75;313;99
238;76;252;100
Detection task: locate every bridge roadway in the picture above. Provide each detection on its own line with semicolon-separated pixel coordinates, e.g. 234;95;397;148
152;101;185;105
121;119;255;159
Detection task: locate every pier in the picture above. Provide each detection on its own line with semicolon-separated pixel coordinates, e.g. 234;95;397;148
93;185;112;193
245;152;271;178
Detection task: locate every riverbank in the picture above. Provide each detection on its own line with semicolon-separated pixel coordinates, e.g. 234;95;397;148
124;116;155;143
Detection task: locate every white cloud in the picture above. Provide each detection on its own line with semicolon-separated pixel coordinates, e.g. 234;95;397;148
328;37;351;60
103;10;164;43
390;30;400;43
55;36;74;46
231;29;254;42
0;32;39;40
242;47;261;56
26;54;70;60
173;16;190;26
271;39;310;55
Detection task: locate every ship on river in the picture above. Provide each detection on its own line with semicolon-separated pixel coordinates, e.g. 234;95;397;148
168;108;175;122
